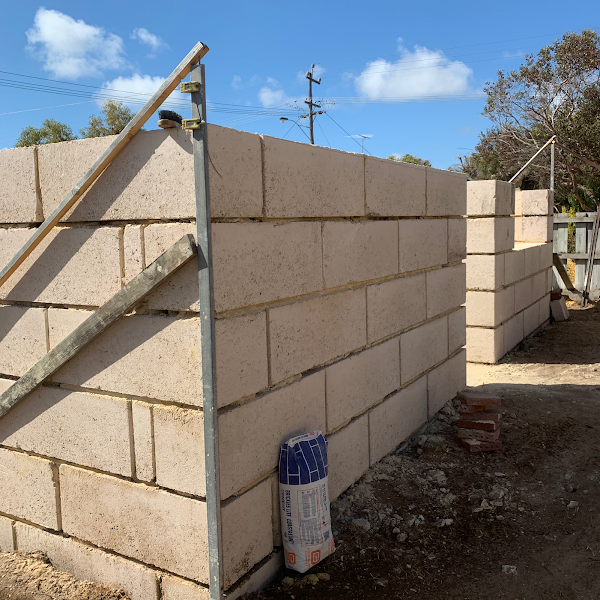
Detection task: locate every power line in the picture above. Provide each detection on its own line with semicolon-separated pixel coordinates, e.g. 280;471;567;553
314;116;331;148
324;112;373;155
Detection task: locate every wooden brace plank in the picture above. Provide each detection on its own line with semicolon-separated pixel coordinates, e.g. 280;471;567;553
553;252;576;291
0;41;208;290
0;234;198;420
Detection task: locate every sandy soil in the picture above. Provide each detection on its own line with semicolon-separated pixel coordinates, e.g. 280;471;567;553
0;551;129;600
247;301;600;600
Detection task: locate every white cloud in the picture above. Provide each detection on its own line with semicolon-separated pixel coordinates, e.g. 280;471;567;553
258;78;301;108
26;8;127;79
130;28;168;55
354;40;474;100
101;74;180;109
231;74;259;91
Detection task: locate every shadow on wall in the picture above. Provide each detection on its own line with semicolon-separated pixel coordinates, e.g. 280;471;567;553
63;130;192;222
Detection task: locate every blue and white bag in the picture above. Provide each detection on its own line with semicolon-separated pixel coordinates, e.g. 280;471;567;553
279;431;335;572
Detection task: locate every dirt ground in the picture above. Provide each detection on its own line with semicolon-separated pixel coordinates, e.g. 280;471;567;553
0;551;129;600
248;300;600;600
3;301;600;600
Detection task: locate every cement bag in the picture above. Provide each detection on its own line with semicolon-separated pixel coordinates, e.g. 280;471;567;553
279;430;335;572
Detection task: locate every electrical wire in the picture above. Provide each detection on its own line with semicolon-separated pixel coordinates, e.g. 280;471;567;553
314;116;331;148
324;112;373;155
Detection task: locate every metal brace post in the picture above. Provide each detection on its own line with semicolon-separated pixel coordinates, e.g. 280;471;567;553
189;63;223;599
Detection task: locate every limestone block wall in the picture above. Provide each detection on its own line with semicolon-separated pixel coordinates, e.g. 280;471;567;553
0;128;467;598
465;182;553;363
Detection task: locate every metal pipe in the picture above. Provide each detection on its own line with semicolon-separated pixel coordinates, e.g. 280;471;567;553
550;141;555;191
509;135;557;183
190;63;223;599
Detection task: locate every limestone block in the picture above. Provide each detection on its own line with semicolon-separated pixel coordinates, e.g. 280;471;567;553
398;219;447;273
0;227;121;306
153;405;205;497
215;312;269;407
426;169;466;216
523;245;541;277
16;524;159;600
546;267;553;294
368;376;427;464
426;263;466;319
366;272;426;342
521;190;553;215
39;131;198;221
142;222;198;311
515;189;523;216
0;147;41;223
400;317;448;383
132;402;154;482
0;305;47;376
540;242;553;269
268;289;366;383
327;415;369;501
0;378;131;476
427;350;466;416
515;216;553;243
222;479;273;588
323;221;399;288
0;448;58;529
326;338;400;431
270;474;282;547
448;306;466;353
448;218;467;262
540;293;551;324
551;297;569;321
466;180;514;216
524;302;539;337
50;311;202;406
38;135;114;220
364;156;426;216
504;248;526;285
467;217;514;254
213;222;323;313
466;326;504;364
466;254;504;291
514;277;533;313
262;136;364;217
207;124;263;218
532;271;546;302
466;287;513;328
161;575;210;600
503;312;524;354
123;225;144;284
219;372;326;499
0;515;14;551
60;465;209;581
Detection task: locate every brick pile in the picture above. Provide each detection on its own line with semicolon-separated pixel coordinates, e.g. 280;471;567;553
455;391;502;452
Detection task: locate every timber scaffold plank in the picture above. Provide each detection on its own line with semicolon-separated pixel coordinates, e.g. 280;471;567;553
0;234;198;420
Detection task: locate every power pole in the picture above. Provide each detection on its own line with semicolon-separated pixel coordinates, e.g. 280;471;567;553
305;64;321;145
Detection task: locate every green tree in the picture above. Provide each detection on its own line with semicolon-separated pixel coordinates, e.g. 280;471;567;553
80;100;136;138
388;153;431;167
459;30;600;210
15;118;77;147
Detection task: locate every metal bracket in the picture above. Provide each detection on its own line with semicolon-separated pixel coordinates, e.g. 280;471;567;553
181;118;204;130
180;81;200;93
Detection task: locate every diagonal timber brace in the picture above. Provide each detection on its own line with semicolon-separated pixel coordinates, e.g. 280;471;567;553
0;234;198;420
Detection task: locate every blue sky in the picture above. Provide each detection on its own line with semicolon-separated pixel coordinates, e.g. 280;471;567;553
0;1;598;167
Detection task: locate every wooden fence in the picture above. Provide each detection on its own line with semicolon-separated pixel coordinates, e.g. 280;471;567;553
553;212;600;295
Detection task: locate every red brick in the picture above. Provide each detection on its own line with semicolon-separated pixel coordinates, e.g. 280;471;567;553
460;408;501;423
458;390;501;407
457;427;500;442
458;404;489;414
457;418;498;431
455;437;503;452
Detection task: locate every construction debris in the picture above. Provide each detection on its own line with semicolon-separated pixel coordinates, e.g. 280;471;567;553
455;391;503;452
550;297;570;321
